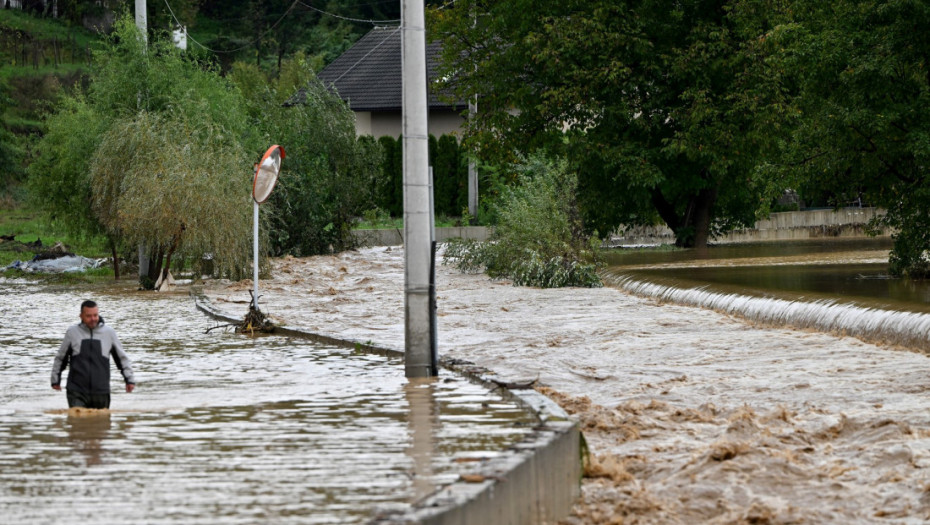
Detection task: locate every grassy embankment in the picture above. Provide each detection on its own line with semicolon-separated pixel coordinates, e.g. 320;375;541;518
0;10;100;133
0;200;111;281
0;13;108;281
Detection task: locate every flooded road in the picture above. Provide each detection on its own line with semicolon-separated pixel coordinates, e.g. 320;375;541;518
0;281;536;524
201;246;930;523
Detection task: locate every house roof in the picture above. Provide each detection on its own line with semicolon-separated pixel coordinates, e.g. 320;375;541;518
296;26;464;112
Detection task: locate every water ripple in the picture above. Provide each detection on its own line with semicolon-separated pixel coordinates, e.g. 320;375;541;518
0;281;536;523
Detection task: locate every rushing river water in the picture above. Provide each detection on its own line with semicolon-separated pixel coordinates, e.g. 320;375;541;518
0;281;536;524
603;238;930;351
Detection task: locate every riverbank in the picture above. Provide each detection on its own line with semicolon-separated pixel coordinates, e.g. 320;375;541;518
352;207;887;248
202;246;930;524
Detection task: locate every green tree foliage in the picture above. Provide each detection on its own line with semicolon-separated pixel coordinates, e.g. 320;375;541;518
431;0;786;248
230;54;383;256
370;133;466;219
760;0;930;277
25;97;106;238
28;14;251;283
376;135;402;216
0;82;25;194
194;0;410;72
433;134;466;217
444;154;601;288
91;112;251;280
86;15;246;129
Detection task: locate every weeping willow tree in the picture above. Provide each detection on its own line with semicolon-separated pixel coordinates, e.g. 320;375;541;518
91;112;253;287
29;13;254;287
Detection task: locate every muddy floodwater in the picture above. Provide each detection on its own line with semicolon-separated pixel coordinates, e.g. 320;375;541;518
603;238;930;351
198;245;930;523
0;281;537;524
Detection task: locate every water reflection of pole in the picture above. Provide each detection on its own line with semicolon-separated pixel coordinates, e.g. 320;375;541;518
404;377;440;501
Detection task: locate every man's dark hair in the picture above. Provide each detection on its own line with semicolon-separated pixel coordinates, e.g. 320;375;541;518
80;300;97;311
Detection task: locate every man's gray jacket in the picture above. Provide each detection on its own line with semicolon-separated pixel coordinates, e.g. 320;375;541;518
51;318;135;394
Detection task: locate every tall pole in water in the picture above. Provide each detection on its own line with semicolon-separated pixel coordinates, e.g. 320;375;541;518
467;8;478;220
135;0;147;280
253;199;259;309
402;0;438;377
467;97;478;219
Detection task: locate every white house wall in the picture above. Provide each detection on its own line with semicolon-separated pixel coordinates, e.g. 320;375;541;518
354;111;373;136
429;110;466;138
355;109;466;139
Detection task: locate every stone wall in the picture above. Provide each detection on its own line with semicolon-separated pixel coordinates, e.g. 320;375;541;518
608;207;888;247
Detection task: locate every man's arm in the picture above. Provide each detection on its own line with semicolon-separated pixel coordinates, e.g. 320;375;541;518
109;328;136;392
51;330;72;390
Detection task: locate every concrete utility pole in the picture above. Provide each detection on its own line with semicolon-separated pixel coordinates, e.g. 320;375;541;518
467;97;478;219
136;0;148;279
467;8;478;221
134;0;147;42
402;0;438;378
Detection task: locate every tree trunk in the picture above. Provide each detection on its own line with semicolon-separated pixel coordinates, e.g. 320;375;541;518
690;187;718;250
160;226;185;284
110;241;120;280
650;188;682;234
650;186;718;249
142;247;165;290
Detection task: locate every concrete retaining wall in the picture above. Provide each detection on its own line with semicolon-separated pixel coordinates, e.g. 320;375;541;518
356;208;887;248
608;207;888;246
353;226;491;247
192;293;582;525
390;391;580;525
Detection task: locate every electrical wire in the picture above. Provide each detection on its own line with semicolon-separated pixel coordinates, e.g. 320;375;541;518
295;1;399;24
162;0;299;54
327;25;401;84
163;0;453;55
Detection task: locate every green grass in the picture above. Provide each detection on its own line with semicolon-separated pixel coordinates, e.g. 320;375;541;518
0;61;89;80
0;203;109;267
0;10;101;46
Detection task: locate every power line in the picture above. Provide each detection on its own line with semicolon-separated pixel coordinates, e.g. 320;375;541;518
328;26;401;84
162;0;405;54
295;1;400;24
162;0;299;54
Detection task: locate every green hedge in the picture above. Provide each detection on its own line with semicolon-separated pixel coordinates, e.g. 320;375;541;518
377;133;467;218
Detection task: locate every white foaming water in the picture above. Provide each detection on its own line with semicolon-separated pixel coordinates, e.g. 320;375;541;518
604;273;930;352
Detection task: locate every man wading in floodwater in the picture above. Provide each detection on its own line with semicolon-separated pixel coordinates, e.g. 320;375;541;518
51;300;135;409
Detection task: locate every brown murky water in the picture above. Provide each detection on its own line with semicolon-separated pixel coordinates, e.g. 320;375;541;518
603;239;930;351
200;246;930;523
0;281;536;523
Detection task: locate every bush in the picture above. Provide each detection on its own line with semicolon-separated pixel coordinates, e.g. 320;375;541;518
231;55;384;256
443;154;602;288
882;187;930;278
376;133;466;219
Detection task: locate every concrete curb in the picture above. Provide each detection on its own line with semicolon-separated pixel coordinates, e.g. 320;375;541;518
191;292;582;525
353;227;491;247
